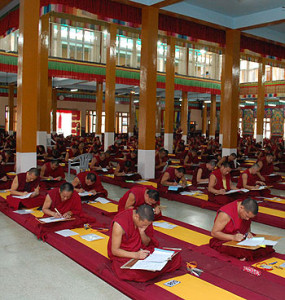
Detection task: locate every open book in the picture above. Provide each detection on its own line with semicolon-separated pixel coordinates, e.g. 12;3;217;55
37;216;75;224
13;192;33;199
225;189;249;195
79;191;93;197
121;248;180;272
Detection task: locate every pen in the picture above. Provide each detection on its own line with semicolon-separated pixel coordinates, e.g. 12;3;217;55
55;208;62;217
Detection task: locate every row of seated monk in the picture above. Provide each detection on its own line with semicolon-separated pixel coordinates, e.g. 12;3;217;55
4;167;274;282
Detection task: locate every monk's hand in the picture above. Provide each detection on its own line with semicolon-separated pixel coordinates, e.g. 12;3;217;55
79;188;85;193
233;233;244;242
55;177;61;181
154;206;161;215
257;181;265;186
63;212;72;219
219;189;226;195
53;212;62;218
136;250;150;260
260;176;266;182
246;232;254;239
1;176;7;182
173;182;178;186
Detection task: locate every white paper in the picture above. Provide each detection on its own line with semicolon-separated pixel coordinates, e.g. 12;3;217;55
55;229;79;237
125;173;136;177
153;221;177;229
225;189;249;195
238;237;265;247
143;248;174;263
96;197;110;204
101;168;108;172
80;233;104;241
263;240;278;246
13;192;33;199
13;209;33;214
131;260;168;271
79;191;93;197
39;217;67;224
180;191;202;196
268;173;278;177
265;197;282;202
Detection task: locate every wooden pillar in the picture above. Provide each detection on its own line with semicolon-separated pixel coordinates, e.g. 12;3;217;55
16;0;40;172
138;6;158;179
256;58;265;144
221;30;240;156
209;94;216;139
52;88;57;133
104;23;117;151
128;92;135;137
96;82;103;140
8;84;15;134
47;77;52;134
37;14;50;149
164;36;175;153
181;91;188;143
219;55;225;145
156;97;161;137
202;104;207;137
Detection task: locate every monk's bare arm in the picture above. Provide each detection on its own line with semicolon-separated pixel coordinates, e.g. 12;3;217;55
111;222;148;259
211;212;244;242
42;194;60;217
197;168;208;184
242;173;255;189
208;174;225;195
71;177;84;193
139;226;151;246
10;176;27;196
217;157;225;168
161;172;175;186
124;193;135;210
114;164;125;176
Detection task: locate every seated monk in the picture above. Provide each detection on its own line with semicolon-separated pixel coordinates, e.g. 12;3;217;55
72;171;108;198
183;150;199;170
208;162;239;206
118;186;161;218
0;163;12;190
192;160;216;187
237;164;270;197
90;152;112;173
40;160;66;189
257;153;281;184
123;150;138;166
34;183;95;240
7;168;45;209
217;153;240;177
114;160;142;182
158;167;187;193
155;148;168;178
107;204;181;282
65;145;79;162
210;198;274;261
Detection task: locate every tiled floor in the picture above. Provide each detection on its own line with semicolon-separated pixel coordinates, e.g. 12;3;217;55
1;179;285;299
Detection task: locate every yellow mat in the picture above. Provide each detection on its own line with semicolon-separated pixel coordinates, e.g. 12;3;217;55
88;202;118;213
136;181;158;188
30;208;44;218
264;198;285;205
155;274;244;300
71;228;109;258
259;206;285;219
0;190;11;199
104;174;115;178
7;172;16;176
252;257;285;279
153;220;210;246
193;194;208;201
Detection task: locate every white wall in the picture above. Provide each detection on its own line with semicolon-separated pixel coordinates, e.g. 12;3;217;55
190;108;203;130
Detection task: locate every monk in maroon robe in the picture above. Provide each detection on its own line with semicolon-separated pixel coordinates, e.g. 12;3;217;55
114;160;141;182
237;164;270;197
90;152;112;173
40;160;66;189
72;171;108;198
208;162;240;205
210;198;274;260
183;150;199;170
257;153;281;184
158;167;187;193
192;160;216;187
7;168;45;209
155;149;168;179
0;164;11;190
31;183;95;240
118;186;161;218
108;204;181;282
217;153;240;177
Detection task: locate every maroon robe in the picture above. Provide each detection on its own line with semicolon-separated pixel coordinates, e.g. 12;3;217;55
6;172;45;209
107;209;181;282
114;161;141;182
41;162;66;189
210;201;274;260
118;186;161;219
192;164;211;186
158;167;180;192
258;157;281;184
208;169;237;205
76;171;108;197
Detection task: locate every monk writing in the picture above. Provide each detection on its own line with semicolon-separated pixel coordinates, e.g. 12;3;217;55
192;160;216;187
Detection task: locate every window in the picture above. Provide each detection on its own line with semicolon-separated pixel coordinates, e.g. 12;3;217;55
254;118;271;139
239;118;243;137
86;111;105;133
157;41;167;72
116;112;129;134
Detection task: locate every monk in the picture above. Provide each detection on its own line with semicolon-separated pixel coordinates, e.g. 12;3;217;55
155;148;168;178
158;167;187;193
192;160;216;187
0;164;11;190
183;149;199;170
40;160;66;189
65;145;79;162
7;168;45;209
72;171;108;198
257;153;281;184
217;153;240;177
114;160;141;182
118;186;161;218
210;198;274;260
208;162;239;205
237;164;270;197
34;182;95;240
108;204;181;282
90;152;112;173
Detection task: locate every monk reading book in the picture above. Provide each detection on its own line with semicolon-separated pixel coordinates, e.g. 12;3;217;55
158;167;187;193
40;160;66;189
210;198;274;261
192;160;216;187
107;204;181;282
